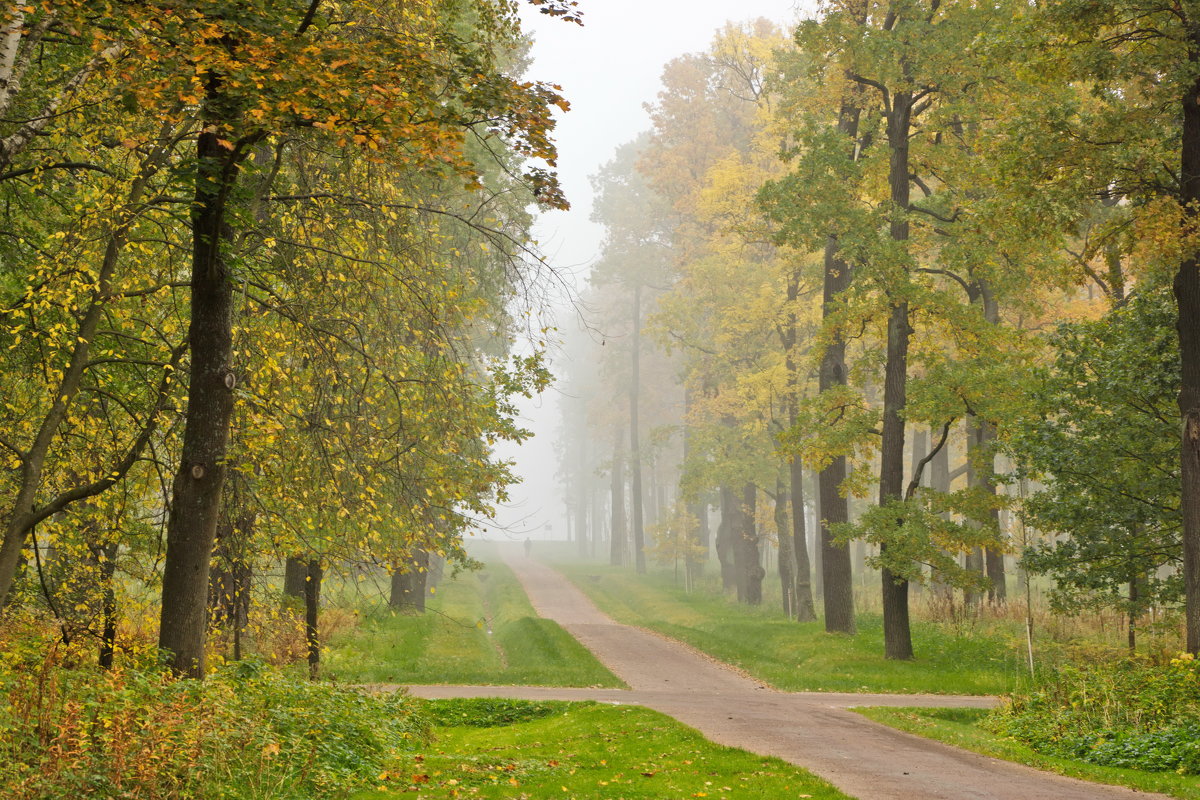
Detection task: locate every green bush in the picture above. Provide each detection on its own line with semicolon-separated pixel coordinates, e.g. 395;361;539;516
424;697;576;728
987;654;1200;774
0;618;431;799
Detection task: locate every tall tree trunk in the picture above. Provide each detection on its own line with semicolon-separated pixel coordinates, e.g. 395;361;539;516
630;283;646;573
158;77;242;678
964;417;987;609
878;90;915;661
609;426;626;566
775;476;795;618
972;279;1006;603
811;471;823;599
816;93;861;634
304;558;322;680
784;266;817;621
1179;28;1200;655
717;485;738;591
737;483;764;605
576;431;589;557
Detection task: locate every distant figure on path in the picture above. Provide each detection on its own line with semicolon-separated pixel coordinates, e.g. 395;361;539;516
524;538;532;558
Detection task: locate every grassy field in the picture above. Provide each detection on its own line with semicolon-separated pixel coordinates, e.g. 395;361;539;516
353;698;851;799
855;707;1200;800
324;547;622;687
554;561;1025;695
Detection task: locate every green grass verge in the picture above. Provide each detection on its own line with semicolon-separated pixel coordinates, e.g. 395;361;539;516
325;551;622;687
353;700;851;799
854;707;1200;799
557;563;1022;695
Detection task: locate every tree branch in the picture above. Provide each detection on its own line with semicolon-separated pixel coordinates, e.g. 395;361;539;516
907;419;952;499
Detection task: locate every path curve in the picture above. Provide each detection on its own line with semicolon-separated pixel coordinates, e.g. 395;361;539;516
400;546;1168;800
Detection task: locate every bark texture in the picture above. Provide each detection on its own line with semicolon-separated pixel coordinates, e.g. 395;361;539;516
158;74;242;677
1178;35;1200;653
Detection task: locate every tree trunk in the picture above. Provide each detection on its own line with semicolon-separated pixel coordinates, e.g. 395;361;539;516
784;265;817;622
789;461;817;621
284;556;307;599
737;483;764;605
609;426;626;566
816;96;861;634
95;542;119;669
304;558;322;680
775;476;795;618
929;425;953;599
717;485;738;591
576;430;589;557
1177;39;1200;654
630;283;646;573
975;279;1007;603
878;90;915;661
964;417;989;608
811;471;823;599
908;427;928;595
158;76;242;678
390;548;429;611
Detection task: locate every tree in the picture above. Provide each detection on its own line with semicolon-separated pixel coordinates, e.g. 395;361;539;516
1007;288;1181;650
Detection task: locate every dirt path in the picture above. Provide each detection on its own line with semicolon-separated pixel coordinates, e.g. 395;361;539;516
401;546;1168;800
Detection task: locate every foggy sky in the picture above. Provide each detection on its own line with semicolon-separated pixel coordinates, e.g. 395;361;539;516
488;1;818;541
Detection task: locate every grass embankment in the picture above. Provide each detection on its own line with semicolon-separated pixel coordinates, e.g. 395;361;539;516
855;707;1200;799
354;698;851;800
325;550;622;687
556;562;1022;695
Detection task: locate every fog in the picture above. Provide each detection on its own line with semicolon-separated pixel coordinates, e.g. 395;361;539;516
486;1;817;542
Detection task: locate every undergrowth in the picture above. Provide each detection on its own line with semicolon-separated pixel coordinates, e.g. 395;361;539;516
987;653;1200;774
0;615;431;800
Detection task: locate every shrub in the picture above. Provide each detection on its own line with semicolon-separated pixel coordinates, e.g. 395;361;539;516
0;616;431;799
987;653;1200;774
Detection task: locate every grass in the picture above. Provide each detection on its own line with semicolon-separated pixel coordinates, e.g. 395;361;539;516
324;547;622;687
555;562;1025;695
854;707;1200;799
353;699;851;799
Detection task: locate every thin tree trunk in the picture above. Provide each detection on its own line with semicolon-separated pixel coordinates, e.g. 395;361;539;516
630;283;646;573
1128;566;1141;654
304;558;322;680
909;427;928;594
789;461;817;621
1176;45;1200;654
610;426;626;566
964;418;987;609
717;485;738;591
775;476;795;618
95;542;119;669
929;424;952;598
0;142;172;606
576;431;589;557
974;279;1006;603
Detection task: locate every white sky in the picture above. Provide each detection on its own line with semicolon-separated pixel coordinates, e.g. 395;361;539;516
486;1;819;541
